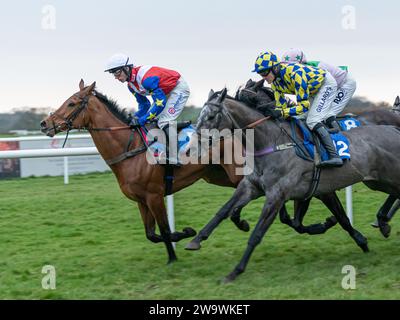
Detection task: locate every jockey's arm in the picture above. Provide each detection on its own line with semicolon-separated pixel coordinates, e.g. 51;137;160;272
138;77;167;125
128;86;151;118
291;71;310;116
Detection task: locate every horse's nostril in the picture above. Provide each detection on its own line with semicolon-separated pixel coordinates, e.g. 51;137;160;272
40;120;46;128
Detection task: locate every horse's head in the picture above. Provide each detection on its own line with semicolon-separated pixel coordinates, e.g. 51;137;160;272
235;79;276;115
197;87;264;136
41;79;96;137
196;88;234;133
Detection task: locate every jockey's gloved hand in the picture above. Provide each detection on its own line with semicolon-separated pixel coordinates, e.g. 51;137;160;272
270;109;283;120
129;116;140;128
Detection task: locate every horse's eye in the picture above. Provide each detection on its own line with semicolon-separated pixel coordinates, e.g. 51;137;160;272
68;102;75;107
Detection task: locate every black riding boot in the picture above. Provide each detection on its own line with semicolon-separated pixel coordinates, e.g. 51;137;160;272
325;116;340;133
162;125;181;166
313;123;343;168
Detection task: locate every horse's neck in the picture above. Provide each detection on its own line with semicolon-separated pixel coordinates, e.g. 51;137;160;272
87;106;141;163
226;100;284;149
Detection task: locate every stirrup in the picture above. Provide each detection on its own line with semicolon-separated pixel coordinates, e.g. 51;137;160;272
317;157;343;168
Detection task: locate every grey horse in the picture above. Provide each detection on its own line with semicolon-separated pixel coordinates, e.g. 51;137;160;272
191;88;400;282
234;80;400;235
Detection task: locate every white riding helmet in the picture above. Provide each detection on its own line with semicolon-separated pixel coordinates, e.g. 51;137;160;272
281;48;307;64
104;53;134;72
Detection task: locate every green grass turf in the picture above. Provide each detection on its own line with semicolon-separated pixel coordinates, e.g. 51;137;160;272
0;172;399;299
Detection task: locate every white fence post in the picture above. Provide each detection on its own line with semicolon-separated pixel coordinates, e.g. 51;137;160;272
167;195;175;248
63;156;69;185
346;186;353;225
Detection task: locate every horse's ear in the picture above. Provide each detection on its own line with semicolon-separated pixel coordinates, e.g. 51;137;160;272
87;81;96;94
254;79;265;90
217;88;228;103
79;79;85;91
395;96;400;106
208;89;215;100
245;79;254;88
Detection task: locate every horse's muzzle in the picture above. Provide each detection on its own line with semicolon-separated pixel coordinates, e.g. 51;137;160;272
40;120;55;137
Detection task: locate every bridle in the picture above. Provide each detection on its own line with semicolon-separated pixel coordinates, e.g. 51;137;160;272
47;92;147;163
48;95;92;147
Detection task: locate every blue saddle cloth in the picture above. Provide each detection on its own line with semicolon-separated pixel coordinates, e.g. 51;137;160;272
337;117;361;131
294;117;360;161
147;125;196;157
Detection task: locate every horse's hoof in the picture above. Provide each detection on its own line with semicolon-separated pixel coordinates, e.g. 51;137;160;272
183;227;197;237
221;272;237;284
238;220;250;232
370;220;379;228
379;224;391;238
185;241;201;250
325;216;337;228
360;243;369;253
167;257;177;265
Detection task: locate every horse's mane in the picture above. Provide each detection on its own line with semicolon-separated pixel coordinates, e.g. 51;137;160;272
94;90;131;124
211;89;265;118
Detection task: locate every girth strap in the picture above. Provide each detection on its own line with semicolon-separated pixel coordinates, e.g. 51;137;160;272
164;165;174;196
105;145;147;166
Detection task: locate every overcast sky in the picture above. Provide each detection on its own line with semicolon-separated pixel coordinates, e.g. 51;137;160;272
0;0;399;113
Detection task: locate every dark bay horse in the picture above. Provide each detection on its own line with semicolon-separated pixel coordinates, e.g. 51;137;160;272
192;88;400;282
40;80;244;264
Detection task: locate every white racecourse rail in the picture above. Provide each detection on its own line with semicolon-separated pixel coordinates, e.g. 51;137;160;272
0;134;177;236
0;134;353;231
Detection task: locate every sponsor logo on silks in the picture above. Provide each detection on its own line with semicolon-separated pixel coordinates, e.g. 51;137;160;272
338;118;361;131
334;90;346;104
168;107;176;114
316;87;333;112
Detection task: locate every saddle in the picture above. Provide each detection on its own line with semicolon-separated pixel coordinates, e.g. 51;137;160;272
289;118;352;164
142;121;193;196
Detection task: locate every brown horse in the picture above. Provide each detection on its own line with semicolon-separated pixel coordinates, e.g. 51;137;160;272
40;79;243;264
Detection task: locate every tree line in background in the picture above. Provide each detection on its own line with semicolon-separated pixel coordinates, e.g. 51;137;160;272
0;97;393;134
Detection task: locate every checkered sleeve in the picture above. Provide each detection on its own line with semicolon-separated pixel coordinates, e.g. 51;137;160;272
273;90;288;117
291;71;310;115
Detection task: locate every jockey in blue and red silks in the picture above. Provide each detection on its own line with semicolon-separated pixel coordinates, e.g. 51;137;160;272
104;53;190;129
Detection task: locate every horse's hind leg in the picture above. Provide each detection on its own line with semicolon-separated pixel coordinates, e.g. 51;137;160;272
371;195;398;238
146;195;177;264
377;195;397;238
185;179;262;251
321;193;369;252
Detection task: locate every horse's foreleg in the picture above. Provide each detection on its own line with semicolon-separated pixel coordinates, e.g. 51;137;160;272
146;195;177;264
185;179;262;251
170;227;197;242
293;195;338;235
321;192;369;252
279;198;337;235
138;202;163;243
371;195;400;238
387;199;400;221
230;207;250;232
223;192;282;283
